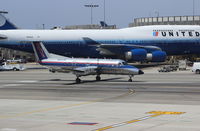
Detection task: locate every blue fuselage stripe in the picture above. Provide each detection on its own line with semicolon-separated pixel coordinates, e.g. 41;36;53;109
1;39;200;57
39;62;135;69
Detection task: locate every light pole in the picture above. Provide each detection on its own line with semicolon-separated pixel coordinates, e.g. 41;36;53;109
193;0;195;16
85;4;99;24
193;0;195;25
104;0;106;24
42;24;45;29
155;11;159;17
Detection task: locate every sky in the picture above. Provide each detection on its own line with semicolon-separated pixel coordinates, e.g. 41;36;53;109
0;0;199;29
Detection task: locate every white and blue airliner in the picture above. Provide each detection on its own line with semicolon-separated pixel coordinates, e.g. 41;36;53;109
32;42;144;83
1;13;200;62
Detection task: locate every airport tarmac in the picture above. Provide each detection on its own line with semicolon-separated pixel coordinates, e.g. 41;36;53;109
0;67;200;131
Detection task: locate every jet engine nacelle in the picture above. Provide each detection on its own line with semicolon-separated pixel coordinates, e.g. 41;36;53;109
147;51;167;62
125;49;147;61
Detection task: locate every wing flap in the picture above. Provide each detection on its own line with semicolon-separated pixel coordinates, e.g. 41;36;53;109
83;37;162;56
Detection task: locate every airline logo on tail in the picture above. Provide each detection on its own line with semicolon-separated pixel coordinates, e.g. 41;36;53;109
0;14;17;30
33;42;48;60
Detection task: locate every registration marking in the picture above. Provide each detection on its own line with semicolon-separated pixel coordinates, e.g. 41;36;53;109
94;111;185;131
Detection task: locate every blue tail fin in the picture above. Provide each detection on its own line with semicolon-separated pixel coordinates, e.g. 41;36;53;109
32;42;50;61
0;14;17;30
100;21;108;27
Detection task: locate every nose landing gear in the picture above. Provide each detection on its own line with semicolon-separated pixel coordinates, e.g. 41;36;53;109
76;77;81;83
96;75;101;81
128;75;134;82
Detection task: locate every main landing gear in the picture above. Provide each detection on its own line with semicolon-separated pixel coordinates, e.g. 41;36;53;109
128;75;134;82
75;75;101;83
76;77;81;83
96;75;101;81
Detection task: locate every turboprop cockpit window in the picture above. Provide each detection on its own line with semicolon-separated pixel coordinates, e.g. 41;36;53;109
122;62;127;65
118;62;127;66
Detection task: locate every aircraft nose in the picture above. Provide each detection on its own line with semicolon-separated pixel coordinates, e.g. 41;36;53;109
138;70;144;75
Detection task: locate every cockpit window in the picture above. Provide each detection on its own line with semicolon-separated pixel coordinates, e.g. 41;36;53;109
118;62;127;66
122;62;127;65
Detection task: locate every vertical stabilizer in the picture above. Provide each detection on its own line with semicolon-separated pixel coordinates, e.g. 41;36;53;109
0;13;17;30
32;42;50;61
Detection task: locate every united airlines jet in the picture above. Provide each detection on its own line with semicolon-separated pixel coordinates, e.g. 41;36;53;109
32;42;143;83
0;13;200;62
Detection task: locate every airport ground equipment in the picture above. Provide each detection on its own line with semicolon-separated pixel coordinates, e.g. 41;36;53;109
0;62;24;71
158;65;178;72
31;42;144;83
178;60;187;70
192;62;200;74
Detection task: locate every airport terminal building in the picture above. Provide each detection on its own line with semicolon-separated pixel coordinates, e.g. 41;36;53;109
129;15;200;27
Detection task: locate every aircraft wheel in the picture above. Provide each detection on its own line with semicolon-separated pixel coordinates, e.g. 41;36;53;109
76;78;81;83
96;75;101;81
128;79;133;82
128;75;133;82
13;67;19;71
196;70;200;74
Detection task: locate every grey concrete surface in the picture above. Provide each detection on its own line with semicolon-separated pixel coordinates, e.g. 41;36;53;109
0;67;200;131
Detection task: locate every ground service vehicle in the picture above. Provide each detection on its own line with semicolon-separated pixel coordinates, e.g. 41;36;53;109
192;62;200;74
0;62;24;71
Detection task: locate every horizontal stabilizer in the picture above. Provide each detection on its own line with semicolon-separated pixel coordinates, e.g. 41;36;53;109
0;34;7;39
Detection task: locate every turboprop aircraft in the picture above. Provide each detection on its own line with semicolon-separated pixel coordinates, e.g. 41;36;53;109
1;13;200;62
32;42;144;83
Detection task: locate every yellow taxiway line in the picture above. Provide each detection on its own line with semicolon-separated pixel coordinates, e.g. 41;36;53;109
95;111;185;131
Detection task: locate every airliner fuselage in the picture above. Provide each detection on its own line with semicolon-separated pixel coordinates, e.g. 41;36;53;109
0;25;200;61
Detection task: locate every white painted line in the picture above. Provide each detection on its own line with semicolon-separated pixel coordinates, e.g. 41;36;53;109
0;84;24;88
1;128;17;131
139;82;195;84
18;80;38;83
138;116;152;121
3;84;24;87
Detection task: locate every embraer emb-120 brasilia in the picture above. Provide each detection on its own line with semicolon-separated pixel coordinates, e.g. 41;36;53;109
32;42;144;83
1;13;200;62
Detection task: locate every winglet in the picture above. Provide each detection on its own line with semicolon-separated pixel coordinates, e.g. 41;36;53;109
100;21;108;27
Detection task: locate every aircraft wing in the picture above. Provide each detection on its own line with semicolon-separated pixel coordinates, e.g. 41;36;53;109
49;65;98;75
83;37;161;56
73;66;98;76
